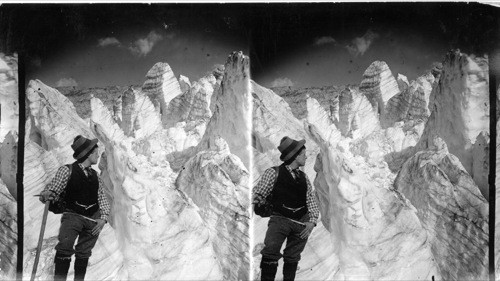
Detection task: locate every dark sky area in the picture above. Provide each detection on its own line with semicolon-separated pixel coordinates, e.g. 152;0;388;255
248;3;500;88
0;4;251;88
0;3;499;89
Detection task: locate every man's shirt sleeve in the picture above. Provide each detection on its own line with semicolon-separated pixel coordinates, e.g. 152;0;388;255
305;176;320;225
253;168;277;200
97;177;111;222
43;165;70;199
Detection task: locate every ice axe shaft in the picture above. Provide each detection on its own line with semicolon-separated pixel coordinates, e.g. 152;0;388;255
31;201;50;281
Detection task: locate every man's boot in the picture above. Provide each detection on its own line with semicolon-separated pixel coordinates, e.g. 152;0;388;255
74;258;89;281
54;252;71;281
260;258;278;281
283;262;298;281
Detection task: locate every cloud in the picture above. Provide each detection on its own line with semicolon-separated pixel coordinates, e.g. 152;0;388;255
98;37;121;47
346;30;379;57
55;78;78;88
314;36;336;46
129;31;163;57
270;77;294;88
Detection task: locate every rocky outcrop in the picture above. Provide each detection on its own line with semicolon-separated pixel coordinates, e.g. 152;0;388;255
198;52;251;168
121;87;162;139
337;87;380;139
141;62;183;125
394;137;488;280
0;53;18;143
176;137;249;280
305;108;439;280
417;50;489;199
90;100;223;280
0;179;16;280
359;61;400;125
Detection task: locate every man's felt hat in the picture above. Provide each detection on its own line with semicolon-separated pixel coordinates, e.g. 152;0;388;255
278;136;306;162
71;135;98;160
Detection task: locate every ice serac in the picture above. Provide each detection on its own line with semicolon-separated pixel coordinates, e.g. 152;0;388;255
418;50;489;198
121;87;162;139
359;60;399;126
163;74;215;128
199;51;251;168
0;179;16;280
112;93;122;127
178;75;191;93
396;73;409;93
305;105;439;280
251;87;327;280
337;86;379;139
385;73;434;127
394;137;488;280
26;79;95;165
176;137;249;280
272;85;342;121
0;54;18;277
431;62;443;80
58;86;131;121
90;99;223;280
23;83;120;280
138;74;218;168
471;131;489;199
0;131;17;199
142;62;183;125
0;53;18;142
251;81;318;177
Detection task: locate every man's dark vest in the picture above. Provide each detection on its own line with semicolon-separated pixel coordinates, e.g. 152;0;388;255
271;164;308;220
64;162;99;217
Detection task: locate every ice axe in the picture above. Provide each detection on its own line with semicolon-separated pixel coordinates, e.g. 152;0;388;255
31;200;49;281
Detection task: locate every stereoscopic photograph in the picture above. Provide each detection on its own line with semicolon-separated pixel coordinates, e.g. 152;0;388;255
2;4;251;281
0;2;498;281
249;3;497;281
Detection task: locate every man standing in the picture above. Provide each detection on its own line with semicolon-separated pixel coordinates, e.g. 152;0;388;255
253;136;320;281
39;135;110;281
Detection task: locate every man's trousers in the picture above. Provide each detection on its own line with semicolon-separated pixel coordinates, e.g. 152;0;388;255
55;211;100;259
260;214;309;263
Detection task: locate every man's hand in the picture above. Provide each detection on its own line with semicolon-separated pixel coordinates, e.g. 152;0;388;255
39;190;55;203
299;222;315;239
91;219;106;236
252;194;264;204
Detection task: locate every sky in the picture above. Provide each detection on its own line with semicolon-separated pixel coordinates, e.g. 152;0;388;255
248;3;500;88
1;3;499;89
1;4;250;88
